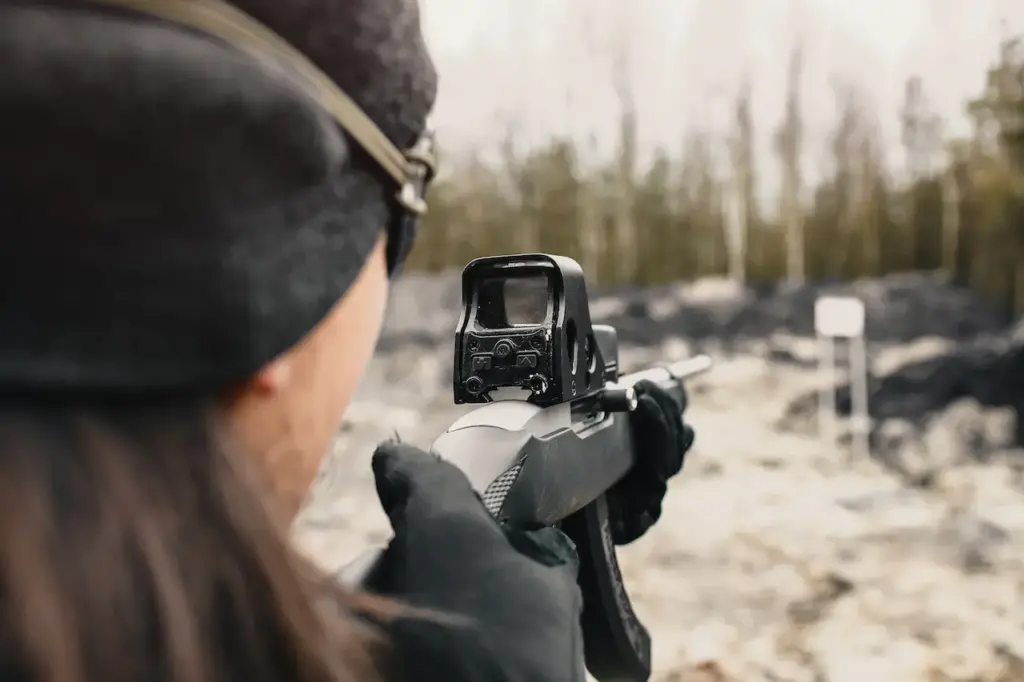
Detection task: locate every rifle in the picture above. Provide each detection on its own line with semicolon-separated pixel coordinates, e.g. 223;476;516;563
342;254;711;682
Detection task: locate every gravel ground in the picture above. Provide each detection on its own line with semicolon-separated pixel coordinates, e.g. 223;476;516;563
293;277;1024;682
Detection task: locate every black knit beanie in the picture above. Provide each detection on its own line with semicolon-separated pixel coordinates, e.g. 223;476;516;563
0;0;437;394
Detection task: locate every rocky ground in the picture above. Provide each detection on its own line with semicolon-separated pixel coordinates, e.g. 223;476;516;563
293;272;1024;682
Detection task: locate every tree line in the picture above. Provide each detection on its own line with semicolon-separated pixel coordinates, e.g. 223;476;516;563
407;37;1024;316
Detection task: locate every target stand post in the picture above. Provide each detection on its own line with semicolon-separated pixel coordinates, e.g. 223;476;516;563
813;296;870;461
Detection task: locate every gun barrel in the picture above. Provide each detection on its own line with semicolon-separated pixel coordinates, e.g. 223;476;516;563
620;354;713;386
610;354;712;407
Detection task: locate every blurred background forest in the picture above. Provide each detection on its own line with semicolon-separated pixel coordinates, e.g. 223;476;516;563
407;35;1024;315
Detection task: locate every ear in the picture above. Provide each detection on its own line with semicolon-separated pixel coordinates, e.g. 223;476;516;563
249;354;295;394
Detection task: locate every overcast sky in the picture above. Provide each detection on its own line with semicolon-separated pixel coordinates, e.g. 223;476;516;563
418;0;1024;175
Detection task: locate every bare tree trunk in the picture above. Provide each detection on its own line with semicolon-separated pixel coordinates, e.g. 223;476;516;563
578;134;602;282
726;79;752;286
776;44;805;285
465;183;485;261
698;177;717;275
783;193;805;284
461;156;488;263
899;77;942;266
940;162;961;276
829;80;860;276
571;7;604;282
498;121;536;254
723;180;746;285
860;137;882;275
611;44;638;284
681;132;715;276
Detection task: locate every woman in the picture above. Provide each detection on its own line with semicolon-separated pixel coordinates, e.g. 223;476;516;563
0;1;696;681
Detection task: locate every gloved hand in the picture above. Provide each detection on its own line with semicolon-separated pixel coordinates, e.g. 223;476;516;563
607;379;696;545
368;442;586;682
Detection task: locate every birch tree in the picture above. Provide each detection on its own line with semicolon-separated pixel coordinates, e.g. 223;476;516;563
774;44;805;284
610;29;639;283
725;78;753;285
899;76;942;263
571;6;606;281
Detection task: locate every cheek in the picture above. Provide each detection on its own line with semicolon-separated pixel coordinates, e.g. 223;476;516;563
275;241;390;519
327;281;387;414
309;263;390;454
226;245;391;520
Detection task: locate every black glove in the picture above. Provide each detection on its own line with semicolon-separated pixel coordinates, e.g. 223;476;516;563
607;379;696;545
369;442;586;682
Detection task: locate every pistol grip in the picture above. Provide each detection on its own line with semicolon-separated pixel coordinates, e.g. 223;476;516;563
560;494;652;682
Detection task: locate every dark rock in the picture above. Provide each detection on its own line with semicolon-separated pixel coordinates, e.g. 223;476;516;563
787;332;1024;448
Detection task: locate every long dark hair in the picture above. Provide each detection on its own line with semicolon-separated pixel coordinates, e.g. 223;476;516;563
0;397;389;682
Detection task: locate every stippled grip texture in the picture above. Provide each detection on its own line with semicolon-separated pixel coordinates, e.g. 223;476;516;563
481;462;523;517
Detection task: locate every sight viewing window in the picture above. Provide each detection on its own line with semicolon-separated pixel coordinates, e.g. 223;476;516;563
475;273;551;329
503;275;549;325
